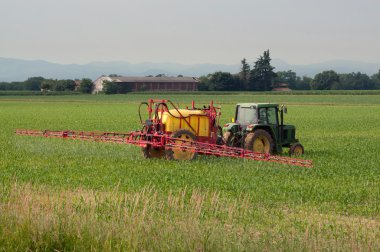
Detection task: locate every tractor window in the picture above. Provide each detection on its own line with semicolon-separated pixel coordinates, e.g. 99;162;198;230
259;107;278;125
259;109;267;124
236;106;257;125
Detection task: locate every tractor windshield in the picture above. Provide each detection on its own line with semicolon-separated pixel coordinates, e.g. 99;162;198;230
236;106;257;125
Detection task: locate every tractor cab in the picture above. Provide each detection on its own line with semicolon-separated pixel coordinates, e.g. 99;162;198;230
234;103;279;127
223;103;304;156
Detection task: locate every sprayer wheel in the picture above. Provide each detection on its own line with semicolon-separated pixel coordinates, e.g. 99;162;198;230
166;129;197;161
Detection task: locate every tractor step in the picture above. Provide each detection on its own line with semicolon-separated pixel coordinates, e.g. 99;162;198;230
15;129;313;168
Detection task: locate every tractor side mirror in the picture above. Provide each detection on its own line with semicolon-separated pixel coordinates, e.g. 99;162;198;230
281;105;287;114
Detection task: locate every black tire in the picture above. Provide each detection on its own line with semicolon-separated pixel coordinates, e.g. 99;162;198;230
223;131;234;146
244;129;274;154
289;142;304;156
142;146;165;159
166;129;197;161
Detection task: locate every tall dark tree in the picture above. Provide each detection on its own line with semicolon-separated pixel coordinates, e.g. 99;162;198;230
311;70;340;90
239;58;250;90
248;50;276;91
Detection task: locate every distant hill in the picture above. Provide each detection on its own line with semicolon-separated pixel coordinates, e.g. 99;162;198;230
0;58;240;82
272;59;380;77
0;57;379;82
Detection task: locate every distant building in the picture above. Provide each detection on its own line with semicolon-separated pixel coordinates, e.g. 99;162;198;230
93;76;199;94
272;83;292;91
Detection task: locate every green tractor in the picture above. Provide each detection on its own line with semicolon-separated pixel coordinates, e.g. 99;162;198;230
223;103;304;156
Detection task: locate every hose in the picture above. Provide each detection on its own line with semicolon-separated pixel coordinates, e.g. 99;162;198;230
138;102;149;125
154;102;193;119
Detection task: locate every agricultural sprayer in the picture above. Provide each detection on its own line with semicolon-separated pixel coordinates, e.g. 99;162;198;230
15;99;313;168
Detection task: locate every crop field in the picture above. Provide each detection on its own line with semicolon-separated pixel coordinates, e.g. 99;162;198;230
0;92;380;251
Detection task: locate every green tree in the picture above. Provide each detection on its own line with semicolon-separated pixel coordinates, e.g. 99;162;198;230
208;71;235;91
239;58;250;90
371;69;380;89
311;70;340;90
197;75;211;91
248;50;276;91
232;75;243;91
40;79;54;91
24;77;45;90
62;79;76;91
118;83;132;93
338;72;374;90
103;81;119;94
274;70;297;89
53;80;65;91
79;78;93;93
103;81;131;94
50;79;76;91
296;76;312;90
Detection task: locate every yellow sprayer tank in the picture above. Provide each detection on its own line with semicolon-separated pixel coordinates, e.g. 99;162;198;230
160;109;210;137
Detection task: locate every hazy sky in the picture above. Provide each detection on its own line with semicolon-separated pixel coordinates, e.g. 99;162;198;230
1;0;379;65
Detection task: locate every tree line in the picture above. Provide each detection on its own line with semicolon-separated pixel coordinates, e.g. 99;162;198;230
1;52;380;93
199;50;380;91
0;77;94;93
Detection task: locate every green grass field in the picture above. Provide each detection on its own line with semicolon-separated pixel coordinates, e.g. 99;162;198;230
1;92;380;251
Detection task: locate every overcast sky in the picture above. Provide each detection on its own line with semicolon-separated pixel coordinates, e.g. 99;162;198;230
0;0;379;65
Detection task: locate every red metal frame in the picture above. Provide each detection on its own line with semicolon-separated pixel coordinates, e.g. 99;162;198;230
15;129;313;168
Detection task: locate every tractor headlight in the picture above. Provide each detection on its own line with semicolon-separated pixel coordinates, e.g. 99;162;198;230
246;124;254;131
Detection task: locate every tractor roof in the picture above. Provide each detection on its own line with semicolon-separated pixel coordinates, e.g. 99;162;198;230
237;103;279;108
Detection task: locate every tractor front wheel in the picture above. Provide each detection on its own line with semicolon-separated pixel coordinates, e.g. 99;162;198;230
166;129;197;161
223;131;234;146
244;129;274;154
289;142;304;156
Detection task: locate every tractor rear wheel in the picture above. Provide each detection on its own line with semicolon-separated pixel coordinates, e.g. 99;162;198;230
166;129;197;161
142;146;165;159
289;142;304;156
244;129;274;154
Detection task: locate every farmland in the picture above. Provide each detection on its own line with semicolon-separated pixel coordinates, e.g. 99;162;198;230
1;92;380;251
